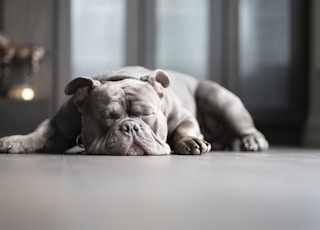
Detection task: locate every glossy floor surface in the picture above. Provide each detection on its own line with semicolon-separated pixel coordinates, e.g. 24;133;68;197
0;147;320;230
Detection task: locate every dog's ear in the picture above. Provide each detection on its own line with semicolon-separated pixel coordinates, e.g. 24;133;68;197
140;69;170;97
64;77;101;106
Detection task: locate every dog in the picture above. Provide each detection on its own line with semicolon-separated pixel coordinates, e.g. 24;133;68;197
0;66;268;155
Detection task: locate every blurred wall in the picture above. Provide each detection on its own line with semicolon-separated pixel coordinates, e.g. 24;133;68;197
2;0;54;101
1;0;70;109
304;0;320;147
0;0;70;136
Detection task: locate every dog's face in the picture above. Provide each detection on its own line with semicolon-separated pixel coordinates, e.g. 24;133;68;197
65;70;171;155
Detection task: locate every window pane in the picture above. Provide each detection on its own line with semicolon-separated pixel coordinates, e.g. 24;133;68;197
71;0;125;77
155;0;209;79
239;0;290;109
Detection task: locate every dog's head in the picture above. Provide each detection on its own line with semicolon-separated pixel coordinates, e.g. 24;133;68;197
65;70;171;155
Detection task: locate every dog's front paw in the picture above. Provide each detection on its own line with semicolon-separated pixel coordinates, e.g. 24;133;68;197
240;132;269;152
0;135;35;153
174;137;211;155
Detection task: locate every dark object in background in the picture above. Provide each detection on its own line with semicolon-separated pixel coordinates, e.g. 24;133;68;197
0;34;45;100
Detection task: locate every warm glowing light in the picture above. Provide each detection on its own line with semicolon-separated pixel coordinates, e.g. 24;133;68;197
7;86;35;101
21;88;35;101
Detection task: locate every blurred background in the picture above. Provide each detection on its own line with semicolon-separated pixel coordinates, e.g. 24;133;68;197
0;0;319;148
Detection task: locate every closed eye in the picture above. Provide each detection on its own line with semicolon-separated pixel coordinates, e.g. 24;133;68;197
130;110;155;117
142;111;155;116
101;111;121;120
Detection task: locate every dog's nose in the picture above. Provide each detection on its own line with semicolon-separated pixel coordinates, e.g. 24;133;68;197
120;120;140;135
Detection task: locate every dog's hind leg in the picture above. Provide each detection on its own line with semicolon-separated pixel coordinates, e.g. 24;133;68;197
195;80;269;151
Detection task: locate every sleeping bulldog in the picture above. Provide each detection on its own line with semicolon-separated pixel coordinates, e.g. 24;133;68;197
0;66;268;155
